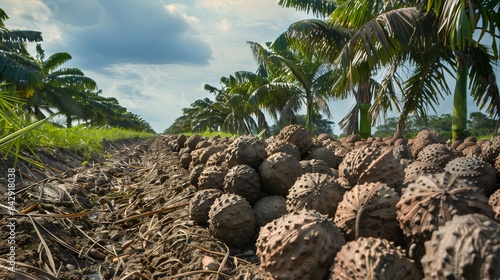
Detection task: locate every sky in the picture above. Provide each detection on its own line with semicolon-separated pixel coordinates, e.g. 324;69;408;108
2;0;499;133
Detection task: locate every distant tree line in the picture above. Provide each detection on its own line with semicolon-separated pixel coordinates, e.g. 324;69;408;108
372;112;498;140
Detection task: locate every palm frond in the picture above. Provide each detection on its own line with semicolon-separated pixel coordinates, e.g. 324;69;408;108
0;29;43;43
276;0;337;18
44;52;72;72
467;43;500;118
0;51;42;92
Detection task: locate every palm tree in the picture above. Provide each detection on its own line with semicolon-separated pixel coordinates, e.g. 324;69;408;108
271;12;386;138
330;0;499;140
277;0;499;140
204;72;268;135
0;8;43;95
27;45;98;127
174;97;226;133
248;40;338;135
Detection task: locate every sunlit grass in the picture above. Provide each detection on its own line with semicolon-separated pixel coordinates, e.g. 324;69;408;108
1;122;156;163
32;124;156;158
181;128;237;138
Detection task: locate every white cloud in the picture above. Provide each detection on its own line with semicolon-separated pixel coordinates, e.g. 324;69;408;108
218;18;231;31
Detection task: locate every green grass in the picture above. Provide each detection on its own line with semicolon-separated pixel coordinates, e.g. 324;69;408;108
1;122;156;164
33;124;156;158
180;128;237;138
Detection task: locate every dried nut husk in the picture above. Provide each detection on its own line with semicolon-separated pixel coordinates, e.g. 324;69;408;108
396;173;495;241
334;182;402;243
338;146;404;188
179;152;192;169
331;237;422;280
189;189;223;226
208;193;256;247
305;146;342;169
338;146;381;187
258;152;303;196
286;173;345;218
197;166;228;190
205;150;227;167
224;136;267;169
404;160;444;184
195;139;211;149
253;195;287;227
300;159;335;176
489;188;500;221
223;164;261;204
481;136;500;163
392;144;412;160
444;156;497;196
185;134;203;150
197;145;226;166
256;210;346;280
417;143;458;167
410;129;446;159
421;214;500;279
265;139;301;160
188;164;204;187
175;134;187;147
277;124;313;157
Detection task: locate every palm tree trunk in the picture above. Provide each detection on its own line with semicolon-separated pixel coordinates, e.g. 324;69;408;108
306;90;314;135
358;76;371;139
359;102;371;139
66;115;72;128
452;64;468;141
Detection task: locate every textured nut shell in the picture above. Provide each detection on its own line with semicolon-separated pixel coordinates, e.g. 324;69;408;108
286;173;345;218
396;173;495;241
208;193;256;247
258;152;303;196
481;136;500;163
256;210;346;280
277;124;313;157
189;189;223;226
265;139;301;160
489;189;500;221
421;214;500;279
224;136;267;169
357;148;404;188
305;146;341;168
253;195;287;226
334;182;402;243
392;144;412;160
179;152;192;169
205;150;227;167
223;164;261;204
185;134;202;150
444;156;498;196
404;161;444;184
417;143;458;167
197;166;227;190
338;146;382;187
188;164;204;187
331;237;422;280
410;130;446;159
300;159;335;176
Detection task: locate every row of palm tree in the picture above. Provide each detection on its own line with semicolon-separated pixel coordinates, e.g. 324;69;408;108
169;0;499;141
0;8;154;134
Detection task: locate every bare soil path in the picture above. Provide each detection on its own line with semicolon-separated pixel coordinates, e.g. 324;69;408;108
0;136;263;280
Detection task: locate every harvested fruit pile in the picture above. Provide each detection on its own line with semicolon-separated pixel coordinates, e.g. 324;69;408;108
1;125;500;279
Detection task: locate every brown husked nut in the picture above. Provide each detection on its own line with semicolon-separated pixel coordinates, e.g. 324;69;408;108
88;248;106;260
112;254;130;263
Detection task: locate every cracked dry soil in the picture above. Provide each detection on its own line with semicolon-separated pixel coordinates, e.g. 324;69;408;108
0;136;264;280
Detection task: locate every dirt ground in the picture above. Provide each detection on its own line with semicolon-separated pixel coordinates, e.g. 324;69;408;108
0;136;265;280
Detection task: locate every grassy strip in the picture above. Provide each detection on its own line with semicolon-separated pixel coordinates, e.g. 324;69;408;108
33;124;156;158
1;123;156;163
